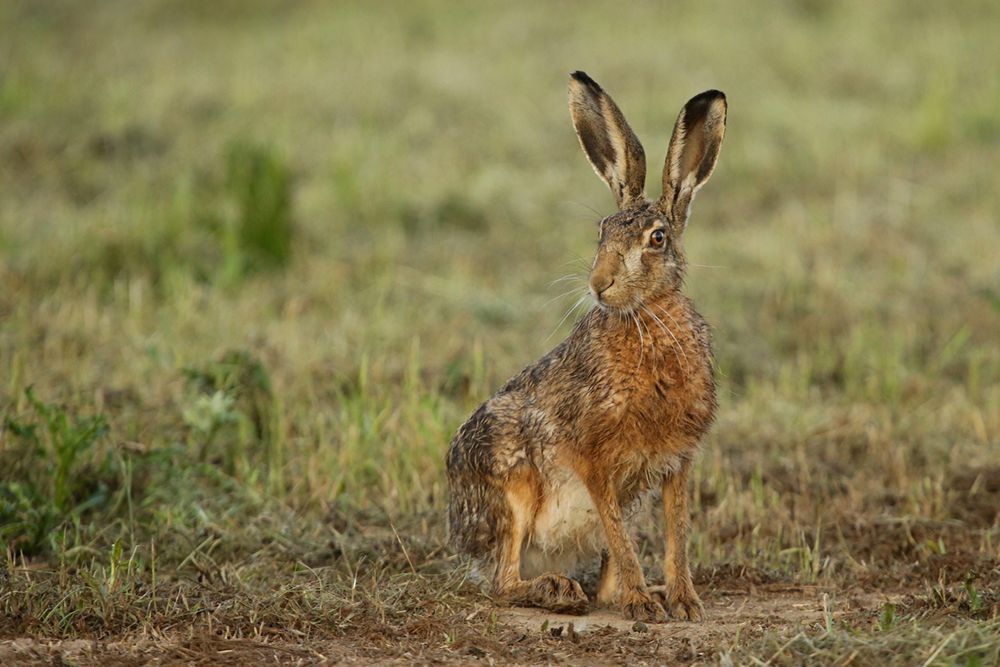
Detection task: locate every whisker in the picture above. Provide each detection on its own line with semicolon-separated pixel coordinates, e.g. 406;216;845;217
545;292;591;342
540;285;588;309
640;311;652;368
649;303;690;367
630;310;645;372
571;295;594;329
563;199;602;217
638;309;652;359
547;274;586;287
557;256;593;270
642;304;686;368
640;304;671;343
572;293;592;317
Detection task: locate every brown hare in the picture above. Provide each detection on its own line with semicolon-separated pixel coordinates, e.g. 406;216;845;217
446;71;726;623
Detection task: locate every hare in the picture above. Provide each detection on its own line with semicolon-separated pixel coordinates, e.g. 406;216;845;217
446;71;726;623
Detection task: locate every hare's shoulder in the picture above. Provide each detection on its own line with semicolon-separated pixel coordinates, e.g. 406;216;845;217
447;337;586;477
445;394;549;480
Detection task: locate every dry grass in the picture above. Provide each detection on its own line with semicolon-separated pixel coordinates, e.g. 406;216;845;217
1;0;998;663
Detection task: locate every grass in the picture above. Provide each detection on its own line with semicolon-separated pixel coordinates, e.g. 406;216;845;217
0;0;998;663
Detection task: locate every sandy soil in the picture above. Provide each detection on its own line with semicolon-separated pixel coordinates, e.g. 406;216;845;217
0;586;902;666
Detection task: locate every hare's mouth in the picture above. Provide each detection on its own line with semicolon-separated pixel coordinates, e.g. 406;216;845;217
592;294;626;314
592;295;638;317
591;282;637;313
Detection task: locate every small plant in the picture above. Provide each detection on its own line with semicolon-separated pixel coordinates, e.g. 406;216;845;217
222;140;294;282
182;350;284;495
965;579;983;616
879;602;897;632
0;387;112;555
181;390;240;462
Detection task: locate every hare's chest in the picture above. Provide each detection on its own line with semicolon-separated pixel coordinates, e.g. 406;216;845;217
522;470;608;577
600;357;713;454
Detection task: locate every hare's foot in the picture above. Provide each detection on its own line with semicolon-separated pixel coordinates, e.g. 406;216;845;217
506;573;588;615
595;550;619;607
531;573;589;614
621;590;668;623
648;584;703;622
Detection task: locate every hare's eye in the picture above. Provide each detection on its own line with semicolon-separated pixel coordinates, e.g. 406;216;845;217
649;229;666;248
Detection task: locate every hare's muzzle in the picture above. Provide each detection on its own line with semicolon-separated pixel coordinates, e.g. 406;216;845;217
589;251;621;305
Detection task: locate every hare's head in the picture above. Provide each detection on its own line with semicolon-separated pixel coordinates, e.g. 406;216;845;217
568;72;727;312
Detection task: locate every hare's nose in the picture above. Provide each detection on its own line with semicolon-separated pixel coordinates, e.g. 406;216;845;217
591;275;615;297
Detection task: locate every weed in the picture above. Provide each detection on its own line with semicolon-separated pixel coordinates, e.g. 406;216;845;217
880;603;897;632
223;140;294;281
182;350;284;495
965;580;983;616
0;388;113;555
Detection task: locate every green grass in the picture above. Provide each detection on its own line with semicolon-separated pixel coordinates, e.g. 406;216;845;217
0;0;998;663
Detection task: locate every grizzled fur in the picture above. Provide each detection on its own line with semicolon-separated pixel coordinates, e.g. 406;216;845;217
447;71;728;623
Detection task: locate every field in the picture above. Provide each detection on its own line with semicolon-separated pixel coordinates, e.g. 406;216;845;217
1;1;998;664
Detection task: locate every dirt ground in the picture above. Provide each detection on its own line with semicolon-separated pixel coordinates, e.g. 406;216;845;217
0;586;902;666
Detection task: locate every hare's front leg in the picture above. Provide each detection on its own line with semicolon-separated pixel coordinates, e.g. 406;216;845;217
492;477;588;614
584;471;667;623
649;463;704;621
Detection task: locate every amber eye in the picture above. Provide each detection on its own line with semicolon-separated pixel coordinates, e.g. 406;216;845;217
649;229;666;248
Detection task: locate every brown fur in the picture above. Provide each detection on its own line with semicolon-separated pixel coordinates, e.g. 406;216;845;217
446;72;727;622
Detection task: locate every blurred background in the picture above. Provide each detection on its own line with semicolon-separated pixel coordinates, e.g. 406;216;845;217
0;0;998;648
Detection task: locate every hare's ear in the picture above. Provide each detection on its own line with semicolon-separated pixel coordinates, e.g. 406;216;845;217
568;71;647;210
658;90;727;230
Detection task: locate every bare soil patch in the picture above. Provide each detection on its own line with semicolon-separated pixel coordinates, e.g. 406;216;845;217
0;587;902;666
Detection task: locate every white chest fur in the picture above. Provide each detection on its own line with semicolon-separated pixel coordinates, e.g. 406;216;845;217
519;450;685;578
522;472;604;577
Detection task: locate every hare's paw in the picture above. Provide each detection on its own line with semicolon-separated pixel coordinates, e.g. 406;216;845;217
649;585;704;622
531;574;589;615
621;591;668;623
595;588;619;607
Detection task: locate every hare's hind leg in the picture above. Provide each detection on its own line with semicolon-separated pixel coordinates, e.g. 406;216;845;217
492;473;588;615
648;462;704;621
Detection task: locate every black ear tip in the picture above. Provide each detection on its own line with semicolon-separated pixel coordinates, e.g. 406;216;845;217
570;70;602;92
684;89;727;122
690;89;726;105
